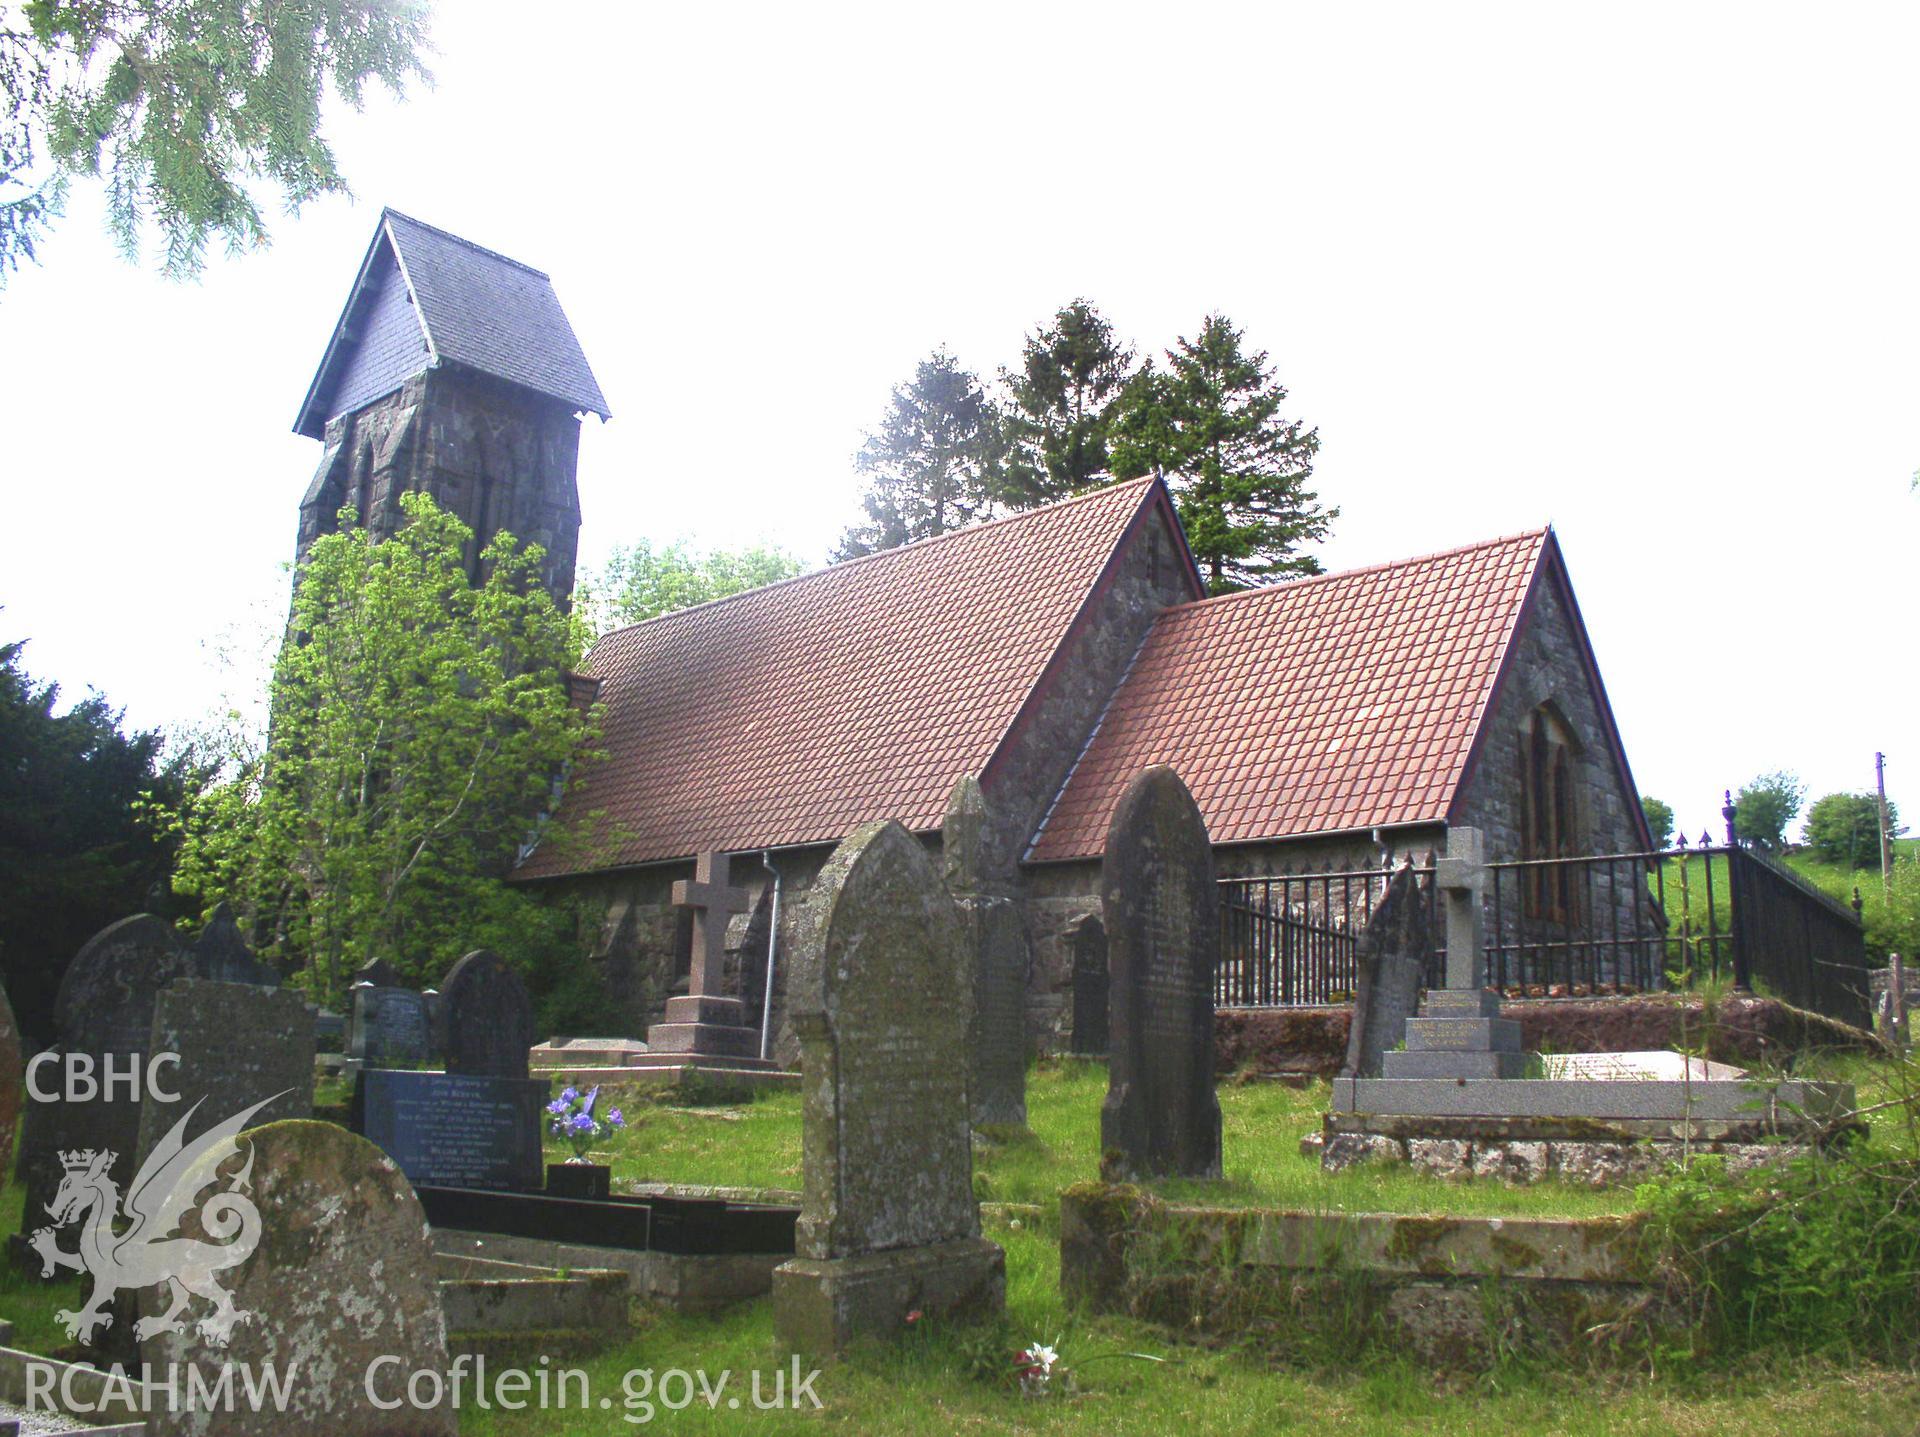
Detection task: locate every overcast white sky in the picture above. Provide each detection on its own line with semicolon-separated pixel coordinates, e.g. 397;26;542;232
0;2;1913;843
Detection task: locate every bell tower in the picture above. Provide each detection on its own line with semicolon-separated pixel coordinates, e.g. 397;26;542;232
291;209;610;606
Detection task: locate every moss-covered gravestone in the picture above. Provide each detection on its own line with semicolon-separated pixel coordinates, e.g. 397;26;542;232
140;1119;454;1436
943;775;1030;1128
137;980;315;1165
0;978;20;1170
1099;766;1223;1180
15;915;200;1260
772;821;1004;1356
438;950;534;1080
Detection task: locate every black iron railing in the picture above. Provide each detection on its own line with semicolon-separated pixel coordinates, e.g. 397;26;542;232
1216;867;1443;1008
1217;838;1871;1026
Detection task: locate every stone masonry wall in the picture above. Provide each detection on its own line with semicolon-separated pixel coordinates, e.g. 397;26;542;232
299;365;584;606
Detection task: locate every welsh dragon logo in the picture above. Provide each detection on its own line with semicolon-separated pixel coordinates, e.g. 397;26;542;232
28;1092;285;1346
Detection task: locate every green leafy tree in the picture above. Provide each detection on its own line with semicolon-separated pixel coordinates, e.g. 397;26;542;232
836;348;1006;560
1641;795;1675;849
580;539;802;634
1804;791;1900;869
1;0;431;284
1732;770;1807;852
1111;313;1333;593
999;299;1135;508
164;493;597;1005
0;635;198;1038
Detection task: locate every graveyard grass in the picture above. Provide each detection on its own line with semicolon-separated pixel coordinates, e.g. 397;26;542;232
8;1063;1920;1433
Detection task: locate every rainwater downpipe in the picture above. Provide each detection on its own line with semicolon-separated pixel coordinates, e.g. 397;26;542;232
759;850;783;1062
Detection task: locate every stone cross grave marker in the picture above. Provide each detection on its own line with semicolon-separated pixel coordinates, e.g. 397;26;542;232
1380;826;1527;1080
137;979;315;1166
1099;765;1223;1180
15;915;200;1265
1340;862;1433;1079
943;774;1029;1128
772;820;1004;1356
139;1119;455;1437
440;949;535;1079
643;850;765;1064
348;984;432;1069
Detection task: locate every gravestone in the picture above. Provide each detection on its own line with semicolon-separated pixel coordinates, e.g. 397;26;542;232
639;850;766;1067
353;956;402;989
1340;863;1433;1079
1069;916;1109;1057
0;980;19;1170
15;915;200;1260
137;980;315;1166
440;949;534;1080
139;1120;455;1436
191;902;276;986
422;988;445;1063
943;775;1029;1127
1099;766;1223;1180
348;985;431;1068
772;821;1004;1356
358;1068;548;1190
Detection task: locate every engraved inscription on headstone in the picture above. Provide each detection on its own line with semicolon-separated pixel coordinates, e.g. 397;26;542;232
1099;766;1223;1180
359;1068;549;1190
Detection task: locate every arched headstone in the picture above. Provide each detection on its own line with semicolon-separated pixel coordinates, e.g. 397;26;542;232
439;950;534;1080
139;1119;454;1436
1099;767;1222;1180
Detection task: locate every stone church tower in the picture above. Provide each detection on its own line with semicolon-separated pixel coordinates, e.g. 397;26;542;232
291;209;609;605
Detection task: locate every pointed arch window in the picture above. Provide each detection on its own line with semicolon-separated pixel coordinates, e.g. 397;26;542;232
1521;707;1583;921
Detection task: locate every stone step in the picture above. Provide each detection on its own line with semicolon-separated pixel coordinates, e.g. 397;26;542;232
1380;1049;1530;1079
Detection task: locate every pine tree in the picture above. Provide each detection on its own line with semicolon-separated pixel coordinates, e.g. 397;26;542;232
835;350;1005;559
1113;314;1333;593
999;299;1136;507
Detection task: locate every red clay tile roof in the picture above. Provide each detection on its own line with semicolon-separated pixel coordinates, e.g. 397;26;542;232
515;478;1165;878
1024;530;1552;862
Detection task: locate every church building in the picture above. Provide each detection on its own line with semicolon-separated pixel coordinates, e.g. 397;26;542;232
292;213;1649;1052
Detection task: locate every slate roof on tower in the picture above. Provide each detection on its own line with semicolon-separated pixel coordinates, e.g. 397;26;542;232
294;208;609;438
1025;528;1642;861
513;477;1188;878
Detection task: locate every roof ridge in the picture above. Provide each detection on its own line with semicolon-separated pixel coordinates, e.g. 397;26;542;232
382;207;552;280
591;477;1158;647
1158;525;1552;618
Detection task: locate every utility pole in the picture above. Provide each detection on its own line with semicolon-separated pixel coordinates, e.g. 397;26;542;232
1877;751;1894;901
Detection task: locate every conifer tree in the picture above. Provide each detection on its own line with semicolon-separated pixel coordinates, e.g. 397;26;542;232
1112;314;1333;592
999;299;1136;507
835;349;1005;559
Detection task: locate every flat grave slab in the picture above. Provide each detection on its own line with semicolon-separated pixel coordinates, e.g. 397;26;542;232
1539;1050;1747;1082
1332;1075;1855;1125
